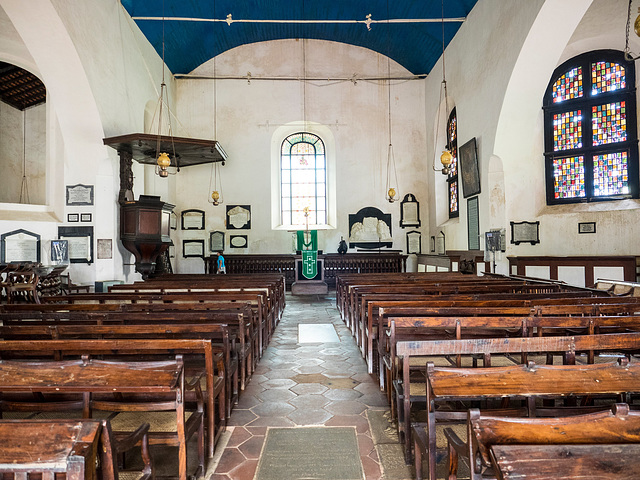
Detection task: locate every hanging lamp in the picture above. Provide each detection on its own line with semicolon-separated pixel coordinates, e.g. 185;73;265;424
433;0;453;176
384;0;399;203
153;0;178;178
208;5;224;207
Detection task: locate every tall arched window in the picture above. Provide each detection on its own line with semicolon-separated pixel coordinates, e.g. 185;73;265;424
543;50;638;204
447;108;459;218
281;132;327;227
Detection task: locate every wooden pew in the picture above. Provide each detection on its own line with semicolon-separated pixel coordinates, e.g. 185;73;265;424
0;336;225;460
393;333;640;468
0;419;153;480
0;355;201;480
445;403;640;480
414;355;640;480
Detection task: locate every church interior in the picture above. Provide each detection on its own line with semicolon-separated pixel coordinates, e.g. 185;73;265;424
2;0;640;479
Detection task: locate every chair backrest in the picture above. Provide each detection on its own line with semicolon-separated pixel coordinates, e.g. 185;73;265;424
469;403;640;473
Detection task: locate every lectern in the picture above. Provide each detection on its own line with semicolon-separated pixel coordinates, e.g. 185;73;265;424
120;195;174;278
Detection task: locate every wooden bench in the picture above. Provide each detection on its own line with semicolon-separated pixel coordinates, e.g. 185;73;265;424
0;330;230;457
413;356;640;480
0;355;201;480
445;403;640;480
0;418;153;480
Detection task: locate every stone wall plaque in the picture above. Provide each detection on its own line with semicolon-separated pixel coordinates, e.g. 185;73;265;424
58;226;93;263
66;184;94;206
1;229;41;263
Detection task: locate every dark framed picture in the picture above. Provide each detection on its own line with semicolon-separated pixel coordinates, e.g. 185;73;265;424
182;239;205;258
80;213;92;223
510;220;540;245
230;235;248;248
65;184;94;206
67;213;79;223
181;209;205;230
578;222;596;234
58;226;93;264
51;239;69;263
459;137;481;198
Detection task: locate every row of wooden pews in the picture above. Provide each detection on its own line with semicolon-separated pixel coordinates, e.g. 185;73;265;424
336;271;640;480
0;272;285;480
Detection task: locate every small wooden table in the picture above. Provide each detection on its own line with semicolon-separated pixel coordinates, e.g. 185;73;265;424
0;420;102;480
491;443;640;480
0;357;199;480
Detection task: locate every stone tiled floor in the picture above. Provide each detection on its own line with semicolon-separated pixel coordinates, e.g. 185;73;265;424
209;292;391;480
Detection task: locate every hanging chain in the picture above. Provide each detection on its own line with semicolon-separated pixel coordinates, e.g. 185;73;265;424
625;0;640;61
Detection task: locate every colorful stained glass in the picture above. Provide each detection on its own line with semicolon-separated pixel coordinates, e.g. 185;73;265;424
552;67;583;103
553;156;585;199
591;61;626;95
553;110;582;151
593;151;629;196
447;114;457;177
592;101;626;146
449;181;458;214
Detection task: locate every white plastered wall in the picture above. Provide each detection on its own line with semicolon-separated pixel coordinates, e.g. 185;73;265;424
0;0;172;284
425;0;639;275
174;39;428;273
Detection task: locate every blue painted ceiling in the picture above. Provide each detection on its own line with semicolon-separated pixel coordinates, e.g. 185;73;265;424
121;0;479;76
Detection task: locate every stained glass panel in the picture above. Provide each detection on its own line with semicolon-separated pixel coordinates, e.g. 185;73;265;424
593;151;629;196
448;113;458;177
553;155;585;199
591;62;626;95
592;101;626;146
553;110;582;151
552;67;583;103
449;181;458;214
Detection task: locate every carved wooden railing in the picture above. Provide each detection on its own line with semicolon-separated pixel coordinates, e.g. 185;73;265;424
204;252;406;288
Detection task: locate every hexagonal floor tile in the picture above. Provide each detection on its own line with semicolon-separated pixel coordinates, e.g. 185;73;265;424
289;394;329;409
287;407;332;425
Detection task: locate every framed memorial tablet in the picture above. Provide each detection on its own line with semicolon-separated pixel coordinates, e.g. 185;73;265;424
230;235;248;248
58;226;93;264
400;193;421;228
1;229;41;263
80;213;92;223
578;222;596;234
226;205;251;230
97;239;112;259
209;231;225;252
510;220;540;245
406;230;422;254
183;239;205;258
65;184;94;206
67;213;79;223
181;209;205;230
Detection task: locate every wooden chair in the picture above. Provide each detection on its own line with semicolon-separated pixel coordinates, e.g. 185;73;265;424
447;403;640;480
0;418;153;480
6;263;40;303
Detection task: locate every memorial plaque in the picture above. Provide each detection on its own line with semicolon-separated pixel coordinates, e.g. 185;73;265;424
66;184;94;206
97;239;112;259
183;239;205;258
58;226;93;264
181;209;205;230
510;220;540;245
1;229;40;263
226;205;251;230
406;230;422;254
209;231;225;252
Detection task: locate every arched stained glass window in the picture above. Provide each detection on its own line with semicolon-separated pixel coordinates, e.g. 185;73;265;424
543;50;638;204
281;132;327;226
447;108;459;218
